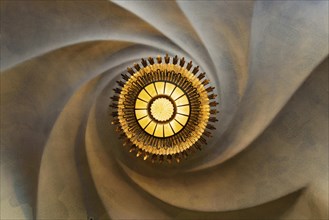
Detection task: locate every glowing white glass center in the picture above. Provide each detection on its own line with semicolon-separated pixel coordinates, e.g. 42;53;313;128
150;97;174;122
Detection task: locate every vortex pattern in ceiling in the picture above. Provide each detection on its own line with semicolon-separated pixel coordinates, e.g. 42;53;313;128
1;1;328;219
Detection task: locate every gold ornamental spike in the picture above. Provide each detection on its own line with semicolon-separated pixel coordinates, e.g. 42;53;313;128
116;80;125;87
166;155;172;164
141;58;148;67
192;66;199;74
206;86;215;92
209;117;218;122
134;63;141;71
123;139;131;147
151;154;157;163
113;88;121;94
109;103;117;109
186;61;193;70
198;72;206;80
182;151;188;159
173;55;178;64
136;150;143;157
111;120;119;125
208;94;217;99
210;101;219;106
156;56;162;64
174;154;181;163
202;79;210;86
143;153;149;161
159;155;164;163
179;57;185;67
210;109;219;115
127;67;135;75
194;142;202;151
129;145;137;152
121;74;129;81
165;54;170;64
206;124;216;130
203;130;212;137
148;57;154;65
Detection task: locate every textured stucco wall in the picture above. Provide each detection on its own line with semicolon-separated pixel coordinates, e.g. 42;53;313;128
1;1;328;219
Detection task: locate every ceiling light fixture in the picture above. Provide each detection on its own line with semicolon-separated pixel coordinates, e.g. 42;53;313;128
110;54;218;164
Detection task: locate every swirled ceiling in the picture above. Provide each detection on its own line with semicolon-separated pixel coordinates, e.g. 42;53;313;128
1;1;328;219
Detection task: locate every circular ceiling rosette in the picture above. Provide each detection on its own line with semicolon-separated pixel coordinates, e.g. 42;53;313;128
110;55;218;163
1;1;328;220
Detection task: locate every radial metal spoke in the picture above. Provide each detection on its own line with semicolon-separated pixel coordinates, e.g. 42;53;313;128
153;82;158;95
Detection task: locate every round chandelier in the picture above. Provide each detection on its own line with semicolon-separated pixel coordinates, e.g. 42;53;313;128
110;55;218;164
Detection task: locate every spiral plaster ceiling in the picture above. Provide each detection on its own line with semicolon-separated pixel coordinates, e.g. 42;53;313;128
0;1;328;219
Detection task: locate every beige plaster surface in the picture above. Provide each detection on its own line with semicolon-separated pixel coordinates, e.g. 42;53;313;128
1;1;328;219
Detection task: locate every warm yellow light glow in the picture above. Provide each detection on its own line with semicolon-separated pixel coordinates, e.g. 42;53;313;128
135;109;147;119
154;124;164;137
135;99;147;109
138;116;152;128
164;124;174;137
154;82;165;94
134;82;190;137
164;83;176;95
111;55;218;163
171;87;184;100
176;95;189;106
175;114;189;125
177;105;190;115
169;120;183;133
145;121;157;134
145;83;157;97
138;89;152;102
